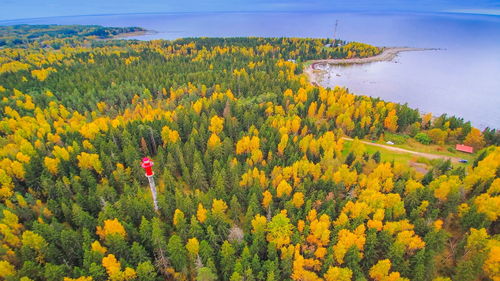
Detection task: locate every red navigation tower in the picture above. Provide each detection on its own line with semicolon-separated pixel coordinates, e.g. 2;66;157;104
141;157;158;211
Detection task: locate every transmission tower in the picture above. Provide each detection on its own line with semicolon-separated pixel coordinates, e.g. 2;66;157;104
333;20;339;46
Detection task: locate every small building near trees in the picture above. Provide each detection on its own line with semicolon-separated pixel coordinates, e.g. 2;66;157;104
456;144;474;153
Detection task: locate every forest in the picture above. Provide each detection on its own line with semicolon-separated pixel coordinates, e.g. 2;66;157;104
0;25;499;281
0;25;146;47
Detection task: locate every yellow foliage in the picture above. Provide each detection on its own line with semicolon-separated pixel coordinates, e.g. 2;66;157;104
383;220;414;235
102;254;121;278
488;178;500;195
342;201;371;220
277;180;292;198
422;113;432;128
262;190;273;208
405;179;424;194
474;193;500;221
236;135;260;154
186;237;200;257
208;115;224;134
307;209;317;222
240;168;267;187
124;56;139;65
161;126;180;145
307;214;331;246
10;161;25;180
173;209;185;226
267;212;293;248
22;230;48;262
483;245;500;281
212;199;228;216
207;133;221;149
418;201;430;216
79;122;102;140
297;220;305;233
82;140;94;150
434;219;443;230
314;246;327;259
0;260;16;278
384;109;398;132
324;266;352;281
291;246;322;281
193;99;203;114
44;157;60;175
31;67;56;81
0;61;30;74
96;218;127;240
465;147;500;190
77;152;103;174
278;133;289;155
333;225;366;264
333;164;358;188
122;267;136;280
0;210;22;241
432;175;461;201
369;259;391;281
16;152;30;163
91;240;107;254
307;102;317;118
196;204;207;223
395;230;425;252
369;259;409;281
334;212;349;227
0;170;14;199
464;128;485;151
22;230;47;251
64;277;93;281
292;192;304;208
251;214;267;234
53;146;70;161
102;254;137;280
368;219;383;231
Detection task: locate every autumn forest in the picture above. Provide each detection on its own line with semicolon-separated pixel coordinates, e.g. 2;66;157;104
0;25;499;281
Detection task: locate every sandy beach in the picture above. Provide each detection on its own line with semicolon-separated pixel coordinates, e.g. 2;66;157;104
112;30;152;39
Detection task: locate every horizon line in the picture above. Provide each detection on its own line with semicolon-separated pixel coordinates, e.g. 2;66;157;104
1;9;499;23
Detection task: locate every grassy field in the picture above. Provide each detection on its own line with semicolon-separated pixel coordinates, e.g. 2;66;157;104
380;137;476;163
342;138;472;171
343;140;420;163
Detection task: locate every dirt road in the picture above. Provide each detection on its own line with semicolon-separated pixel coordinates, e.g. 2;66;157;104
342;137;463;163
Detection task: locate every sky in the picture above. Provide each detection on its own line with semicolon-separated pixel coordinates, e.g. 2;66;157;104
1;0;499;20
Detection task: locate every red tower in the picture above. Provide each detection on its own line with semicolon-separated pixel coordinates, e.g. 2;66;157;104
141;157;158;211
141;157;154;177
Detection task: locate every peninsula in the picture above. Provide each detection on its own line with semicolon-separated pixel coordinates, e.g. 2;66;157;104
304;47;433;84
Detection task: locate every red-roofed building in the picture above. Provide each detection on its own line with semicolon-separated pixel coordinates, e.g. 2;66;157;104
456;144;473;153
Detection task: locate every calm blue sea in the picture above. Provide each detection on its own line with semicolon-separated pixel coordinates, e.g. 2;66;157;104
1;12;499;128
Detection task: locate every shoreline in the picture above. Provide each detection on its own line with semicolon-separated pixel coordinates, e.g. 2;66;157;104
112;29;156;39
304;47;436;85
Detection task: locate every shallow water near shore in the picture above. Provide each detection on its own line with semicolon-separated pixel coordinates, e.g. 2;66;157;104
2;11;500;128
316;48;500;129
